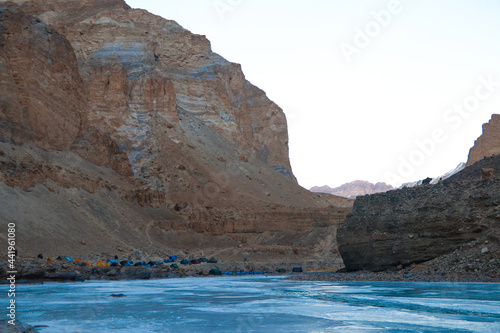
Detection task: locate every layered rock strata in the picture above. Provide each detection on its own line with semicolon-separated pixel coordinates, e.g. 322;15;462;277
0;1;351;265
338;143;500;272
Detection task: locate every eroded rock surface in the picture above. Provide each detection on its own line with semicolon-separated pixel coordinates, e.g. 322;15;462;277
0;1;352;265
338;160;500;272
467;114;500;166
0;6;85;150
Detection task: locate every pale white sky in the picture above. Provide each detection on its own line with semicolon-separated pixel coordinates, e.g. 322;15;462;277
126;0;500;188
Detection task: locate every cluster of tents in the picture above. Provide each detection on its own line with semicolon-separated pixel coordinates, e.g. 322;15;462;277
42;255;218;269
180;257;218;265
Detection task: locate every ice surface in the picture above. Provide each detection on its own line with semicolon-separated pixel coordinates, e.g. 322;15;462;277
5;277;500;332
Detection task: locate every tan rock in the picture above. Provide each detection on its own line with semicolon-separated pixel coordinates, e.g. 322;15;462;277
0;1;353;267
0;6;85;150
13;0;295;184
467;114;500;166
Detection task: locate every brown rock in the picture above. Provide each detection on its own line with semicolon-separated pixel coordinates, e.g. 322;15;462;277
481;168;494;179
467;114;500;166
13;0;296;181
338;170;500;272
0;1;353;267
0;6;85;150
238;153;249;162
70;126;133;179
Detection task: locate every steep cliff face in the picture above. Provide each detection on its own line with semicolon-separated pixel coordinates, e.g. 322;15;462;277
337;177;500;271
467;114;500;166
13;0;294;182
0;1;349;264
338;121;500;272
6;0;305;210
0;6;85;150
311;181;394;199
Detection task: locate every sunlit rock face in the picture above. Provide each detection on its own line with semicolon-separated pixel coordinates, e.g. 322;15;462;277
13;0;293;184
467;114;500;166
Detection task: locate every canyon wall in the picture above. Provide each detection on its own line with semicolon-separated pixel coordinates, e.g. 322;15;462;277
0;1;351;265
338;116;500;272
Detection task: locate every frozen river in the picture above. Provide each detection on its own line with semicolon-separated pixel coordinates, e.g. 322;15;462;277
8;276;500;332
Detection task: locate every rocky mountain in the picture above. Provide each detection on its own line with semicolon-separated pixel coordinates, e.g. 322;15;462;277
311;180;393;199
467;114;500;166
0;1;352;267
337;116;500;272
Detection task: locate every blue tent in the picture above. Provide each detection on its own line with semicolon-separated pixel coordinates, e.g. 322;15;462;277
180;259;189;265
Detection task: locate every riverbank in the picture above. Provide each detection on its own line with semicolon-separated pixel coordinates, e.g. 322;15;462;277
0;255;309;284
2;246;499;284
291;269;500;283
292;248;500;283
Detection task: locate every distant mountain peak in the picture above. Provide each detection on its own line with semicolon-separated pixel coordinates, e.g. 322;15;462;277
310;181;394;199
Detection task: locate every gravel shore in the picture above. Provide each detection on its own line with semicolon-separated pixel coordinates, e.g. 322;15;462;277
291;270;500;283
3;245;499;284
292;249;500;283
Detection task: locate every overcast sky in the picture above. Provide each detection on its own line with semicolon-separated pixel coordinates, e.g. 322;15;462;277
126;0;500;189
